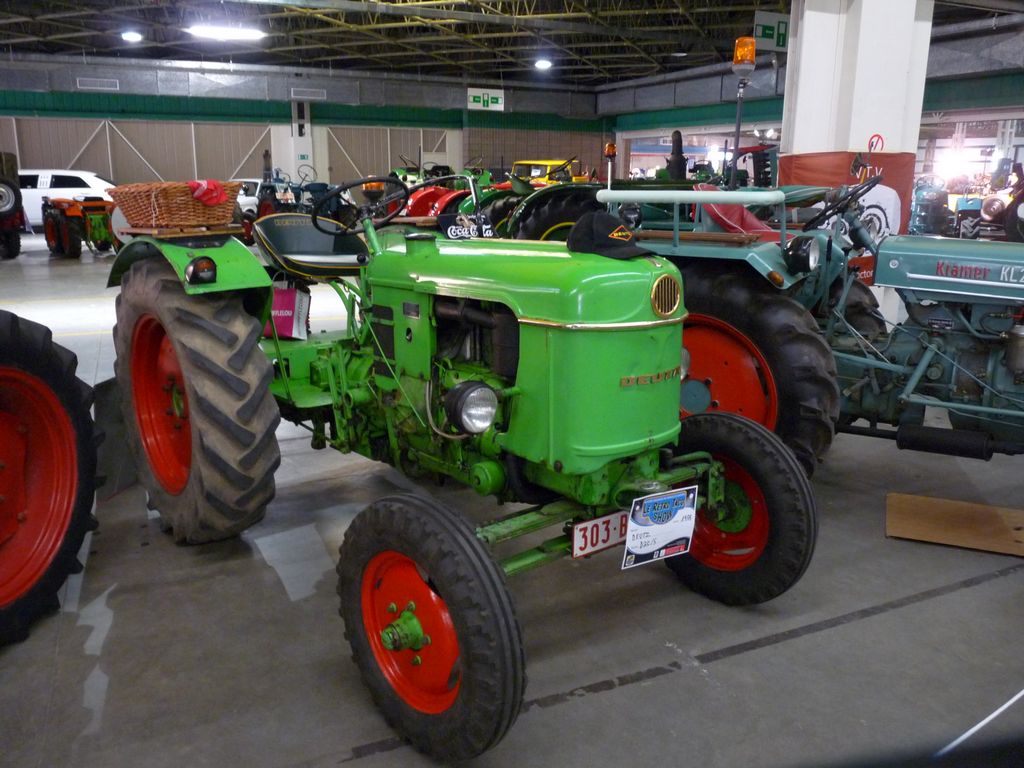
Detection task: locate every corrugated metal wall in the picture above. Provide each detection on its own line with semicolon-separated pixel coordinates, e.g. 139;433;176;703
8;116;271;182
326;126;452;181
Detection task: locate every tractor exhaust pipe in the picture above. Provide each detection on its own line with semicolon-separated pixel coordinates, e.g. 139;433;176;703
838;423;1024;459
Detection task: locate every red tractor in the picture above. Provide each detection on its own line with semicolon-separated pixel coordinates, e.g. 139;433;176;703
43;197;120;258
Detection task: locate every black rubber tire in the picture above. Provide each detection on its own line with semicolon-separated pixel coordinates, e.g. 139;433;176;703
337;494;525;761
43;210;64;256
1005;197;1024;242
0;310;99;643
113;259;280;543
480;195;523;237
666;413;817;605
513;190;603;241
0;230;19;260
828;278;885;339
94;240;113;253
0;177;21;216
679;262;839;476
61;216;84;259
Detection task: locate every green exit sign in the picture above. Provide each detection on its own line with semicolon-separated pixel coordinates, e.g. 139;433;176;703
753;11;789;52
467;87;505;111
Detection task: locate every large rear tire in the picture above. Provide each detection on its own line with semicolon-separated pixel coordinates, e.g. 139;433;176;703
666;413;817;605
678;262;839;476
480;195;523;237
337;494;525;761
0;311;98;642
113;259;280;543
513;190;603;241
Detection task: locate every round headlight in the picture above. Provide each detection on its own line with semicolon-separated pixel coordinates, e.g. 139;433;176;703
444;381;498;434
784;235;821;273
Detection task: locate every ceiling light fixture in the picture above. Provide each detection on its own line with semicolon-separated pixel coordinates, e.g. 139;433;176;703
670;51;689;57
186;24;266;42
121;31;143;43
535;58;552;70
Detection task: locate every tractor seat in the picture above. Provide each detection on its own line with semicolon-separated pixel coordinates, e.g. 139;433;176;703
695;182;780;244
303;182;330;199
253;213;368;280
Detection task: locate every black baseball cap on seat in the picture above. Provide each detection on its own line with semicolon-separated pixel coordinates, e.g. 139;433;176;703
566;211;651;260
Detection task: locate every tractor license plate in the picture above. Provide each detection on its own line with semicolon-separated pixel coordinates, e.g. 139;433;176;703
571;511;629;558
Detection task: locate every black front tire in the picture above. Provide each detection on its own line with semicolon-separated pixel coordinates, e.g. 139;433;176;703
0;311;98;642
337;494;525;761
61;217;84;259
0;230;19;260
828;278;885;340
667;413;817;605
43;210;65;256
113;259;280;543
679;262;839;476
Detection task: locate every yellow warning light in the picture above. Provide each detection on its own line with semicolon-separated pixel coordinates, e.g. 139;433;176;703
733;37;756;67
604;143;617;160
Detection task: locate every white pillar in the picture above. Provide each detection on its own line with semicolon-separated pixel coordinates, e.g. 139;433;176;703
779;0;934;235
781;0;932;157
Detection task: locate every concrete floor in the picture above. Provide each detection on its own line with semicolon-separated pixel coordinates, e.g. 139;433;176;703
2;235;1023;768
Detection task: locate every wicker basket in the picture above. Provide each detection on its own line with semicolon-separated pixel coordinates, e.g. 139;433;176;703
109;181;241;228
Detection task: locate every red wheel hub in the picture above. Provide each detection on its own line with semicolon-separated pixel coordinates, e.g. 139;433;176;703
361;550;461;714
0;367;78;607
131;315;191;494
681;313;778;429
689;456;769;571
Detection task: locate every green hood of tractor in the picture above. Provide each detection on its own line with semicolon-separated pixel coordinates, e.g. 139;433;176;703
368;230;677;326
368;230;685;475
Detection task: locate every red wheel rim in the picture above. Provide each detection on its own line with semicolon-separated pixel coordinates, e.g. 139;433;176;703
131;315;191;494
0;367;78;607
681;313;778;429
689;456;769;571
361;550;461;714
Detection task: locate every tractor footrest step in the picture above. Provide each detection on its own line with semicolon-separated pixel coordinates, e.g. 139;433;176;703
118;224;244;238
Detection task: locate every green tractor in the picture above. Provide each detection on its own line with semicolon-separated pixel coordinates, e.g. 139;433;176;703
106;176;816;760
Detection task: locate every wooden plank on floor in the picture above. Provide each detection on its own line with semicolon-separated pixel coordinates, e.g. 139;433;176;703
886;492;1024;556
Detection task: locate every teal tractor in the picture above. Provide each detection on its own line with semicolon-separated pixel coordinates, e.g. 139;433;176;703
106;176;816;760
599;176;1024;464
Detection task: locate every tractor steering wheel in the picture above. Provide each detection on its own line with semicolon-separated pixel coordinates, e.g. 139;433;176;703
549;156;577;181
297;163;318;185
311;176;410;236
802;175;883;232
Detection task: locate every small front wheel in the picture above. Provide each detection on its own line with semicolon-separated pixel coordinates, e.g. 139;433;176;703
667;413;817;605
337;494;525;761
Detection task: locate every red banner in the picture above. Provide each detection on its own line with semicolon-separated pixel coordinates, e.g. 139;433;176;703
778;151;916;234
